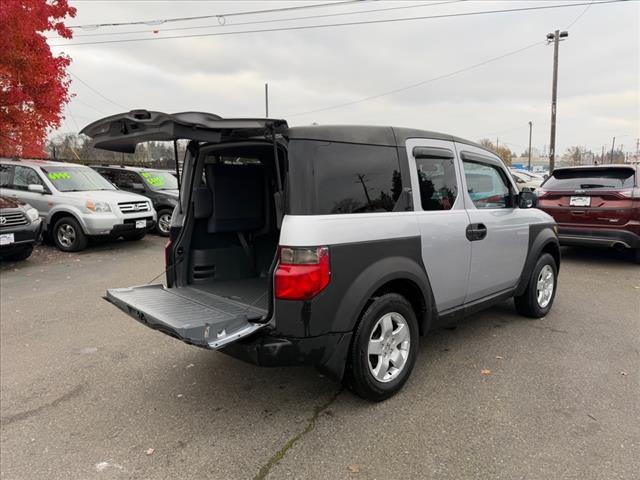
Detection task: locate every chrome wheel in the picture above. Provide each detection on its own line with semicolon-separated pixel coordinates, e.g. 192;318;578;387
536;264;554;308
158;213;171;234
367;312;410;383
57;223;76;248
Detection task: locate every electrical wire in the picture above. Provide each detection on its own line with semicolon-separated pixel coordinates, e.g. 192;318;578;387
56;0;464;39
287;41;544;116
50;0;628;47
68;71;128;110
66;0;369;30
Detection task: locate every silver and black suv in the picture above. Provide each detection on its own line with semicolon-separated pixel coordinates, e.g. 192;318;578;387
83;111;560;401
0;159;157;252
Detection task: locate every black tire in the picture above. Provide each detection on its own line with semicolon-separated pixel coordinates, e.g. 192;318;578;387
345;293;419;402
2;246;33;261
514;253;558;318
155;208;172;237
123;231;146;241
52;217;87;252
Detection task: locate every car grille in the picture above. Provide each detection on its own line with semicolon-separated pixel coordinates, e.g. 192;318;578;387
118;201;150;214
0;211;28;228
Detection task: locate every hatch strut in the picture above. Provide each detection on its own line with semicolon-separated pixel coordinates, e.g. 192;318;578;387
173;140;181;188
271;124;283;193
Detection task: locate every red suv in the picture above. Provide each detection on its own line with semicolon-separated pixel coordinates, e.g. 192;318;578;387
537;165;640;263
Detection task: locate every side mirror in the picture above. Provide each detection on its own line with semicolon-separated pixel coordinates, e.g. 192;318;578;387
518;190;538;209
27;184;45;194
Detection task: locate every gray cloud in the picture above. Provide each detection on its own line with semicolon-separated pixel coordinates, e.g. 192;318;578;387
52;0;639;154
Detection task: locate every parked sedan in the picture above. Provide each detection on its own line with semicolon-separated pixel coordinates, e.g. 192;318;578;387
537;164;639;263
511;169;544;191
0;195;42;261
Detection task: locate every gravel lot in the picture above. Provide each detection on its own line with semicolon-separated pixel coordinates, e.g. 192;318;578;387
1;236;638;480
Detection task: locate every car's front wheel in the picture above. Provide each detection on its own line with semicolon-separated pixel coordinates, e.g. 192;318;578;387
155;208;172;237
53;217;88;252
514;253;558;318
345;293;419;401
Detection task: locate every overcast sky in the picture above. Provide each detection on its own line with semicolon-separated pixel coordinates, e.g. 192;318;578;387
48;0;639;155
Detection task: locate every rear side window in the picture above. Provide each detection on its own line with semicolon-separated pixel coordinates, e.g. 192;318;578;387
543;168;635;190
0;164;13;187
12;166;44;191
416;157;457;211
291;140;403;214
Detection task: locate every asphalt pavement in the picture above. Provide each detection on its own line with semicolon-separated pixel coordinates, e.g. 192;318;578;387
1;236;638;480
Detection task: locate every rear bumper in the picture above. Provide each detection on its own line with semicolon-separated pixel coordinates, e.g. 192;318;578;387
558;227;640;249
221;331;353;382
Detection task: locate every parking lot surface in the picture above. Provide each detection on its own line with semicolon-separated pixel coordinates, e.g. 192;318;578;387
1;237;638;480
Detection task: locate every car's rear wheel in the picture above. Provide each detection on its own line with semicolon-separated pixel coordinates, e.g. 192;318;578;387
53;217;87;252
514;253;558;318
345;293;418;402
155;209;172;237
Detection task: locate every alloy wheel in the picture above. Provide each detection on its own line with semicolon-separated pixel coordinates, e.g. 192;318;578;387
367;312;411;383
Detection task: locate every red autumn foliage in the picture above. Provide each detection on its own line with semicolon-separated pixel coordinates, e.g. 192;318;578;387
0;0;76;158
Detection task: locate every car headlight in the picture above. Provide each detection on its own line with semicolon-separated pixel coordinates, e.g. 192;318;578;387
25;207;39;222
86;200;112;213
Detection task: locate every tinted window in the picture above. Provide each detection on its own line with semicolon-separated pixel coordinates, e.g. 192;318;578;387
95;168;117;183
0;165;13;187
543;168;635;190
416;156;457;211
464;160;513;209
13;166;44;191
301;141;403;214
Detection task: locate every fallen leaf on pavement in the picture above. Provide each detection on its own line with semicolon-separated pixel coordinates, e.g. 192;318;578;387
145;448;155;455
481;369;492;375
348;464;360;473
620;371;628;376
495;356;503;360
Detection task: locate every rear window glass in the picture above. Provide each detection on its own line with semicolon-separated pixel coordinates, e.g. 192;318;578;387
291;140;403;214
543;168;635;190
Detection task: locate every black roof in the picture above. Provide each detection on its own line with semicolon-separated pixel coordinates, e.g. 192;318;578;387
285;125;492;154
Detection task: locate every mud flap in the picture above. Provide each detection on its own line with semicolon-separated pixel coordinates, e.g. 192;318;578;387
105;284;267;349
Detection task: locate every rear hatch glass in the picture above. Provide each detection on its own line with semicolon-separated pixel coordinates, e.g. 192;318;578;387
539;167;636;227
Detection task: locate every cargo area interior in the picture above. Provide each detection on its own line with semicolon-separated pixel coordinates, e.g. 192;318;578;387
184;141;285;315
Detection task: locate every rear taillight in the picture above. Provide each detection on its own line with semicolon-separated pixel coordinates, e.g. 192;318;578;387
619;188;640;199
536;188;549;198
274;246;330;301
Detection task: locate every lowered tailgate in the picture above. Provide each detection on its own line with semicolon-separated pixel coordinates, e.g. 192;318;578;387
106;284;267;349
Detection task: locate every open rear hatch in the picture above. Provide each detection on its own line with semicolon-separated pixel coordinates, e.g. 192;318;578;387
83;110;289;349
106;284;267;349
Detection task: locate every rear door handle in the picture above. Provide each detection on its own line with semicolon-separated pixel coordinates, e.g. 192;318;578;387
466;223;487;241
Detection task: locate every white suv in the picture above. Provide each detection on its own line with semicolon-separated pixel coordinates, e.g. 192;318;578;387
0;159;157;252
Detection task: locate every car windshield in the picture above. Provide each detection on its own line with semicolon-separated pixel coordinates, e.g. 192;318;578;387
41;166;116;192
139;170;178;190
543;168;635;190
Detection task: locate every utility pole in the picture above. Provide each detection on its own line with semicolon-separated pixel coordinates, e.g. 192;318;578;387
265;83;269;117
610;136;616;164
546;30;569;173
528;121;533;171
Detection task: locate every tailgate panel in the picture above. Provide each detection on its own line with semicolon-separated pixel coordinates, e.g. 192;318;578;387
106;284;267;349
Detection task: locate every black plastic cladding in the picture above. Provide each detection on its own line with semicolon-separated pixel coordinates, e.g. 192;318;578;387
514;223;560;297
272;236;433;338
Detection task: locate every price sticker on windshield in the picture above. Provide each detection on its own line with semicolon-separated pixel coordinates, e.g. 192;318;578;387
47;172;71;181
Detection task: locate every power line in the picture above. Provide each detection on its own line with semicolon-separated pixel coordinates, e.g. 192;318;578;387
68;71;128;110
65;0;368;30
55;0;464;39
287;41;544;116
50;0;628;47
